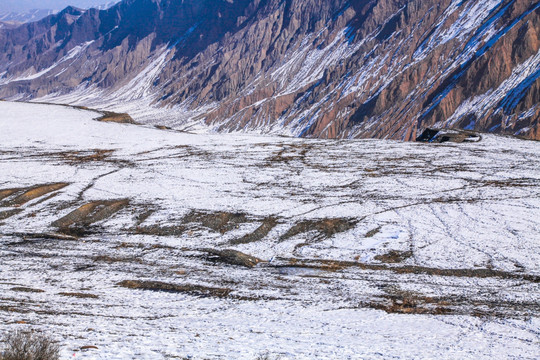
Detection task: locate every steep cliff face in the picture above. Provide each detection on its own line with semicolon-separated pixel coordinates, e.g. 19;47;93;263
0;0;539;140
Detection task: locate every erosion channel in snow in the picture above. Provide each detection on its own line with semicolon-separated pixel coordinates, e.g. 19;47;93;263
0;101;539;359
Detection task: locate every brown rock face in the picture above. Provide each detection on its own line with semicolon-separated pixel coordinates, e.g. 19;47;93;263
0;0;539;140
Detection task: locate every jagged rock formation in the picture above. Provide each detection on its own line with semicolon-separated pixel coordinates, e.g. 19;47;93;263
0;0;539;140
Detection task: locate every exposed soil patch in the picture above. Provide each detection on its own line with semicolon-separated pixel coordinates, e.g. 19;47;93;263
362;288;540;317
365;226;382;238
58;292;99;299
80;345;99;350
0;209;22;220
93;255;143;264
278;258;540;282
202;249;263;268
52;199;129;229
57;149;114;164
8;232;80;241
479;178;539;188
1;183;69;207
117;280;231;298
96;111;136;124
371;292;453;315
231;217;277;244
272;260;349;273
134;209;157;226
280;218;357;242
11;287;45;293
375;250;413;263
0;188;20;201
266;144;311;166
0;305;28;313
183;211;248;234
134;224;185;236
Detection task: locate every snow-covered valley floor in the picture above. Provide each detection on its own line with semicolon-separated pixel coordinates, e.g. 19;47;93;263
0;101;539;359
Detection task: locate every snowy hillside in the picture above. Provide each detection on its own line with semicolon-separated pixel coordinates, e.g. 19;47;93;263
0;9;58;23
0;101;538;358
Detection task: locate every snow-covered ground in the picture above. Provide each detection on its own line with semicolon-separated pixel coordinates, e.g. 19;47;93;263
0;101;539;359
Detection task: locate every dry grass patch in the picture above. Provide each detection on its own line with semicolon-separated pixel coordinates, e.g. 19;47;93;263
1;183;68;207
52;199;129;229
1;330;60;360
96;111;135;124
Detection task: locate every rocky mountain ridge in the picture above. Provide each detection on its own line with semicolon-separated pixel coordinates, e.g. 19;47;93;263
0;0;539;140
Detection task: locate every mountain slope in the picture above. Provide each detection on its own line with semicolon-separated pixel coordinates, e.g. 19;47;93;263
0;0;539;140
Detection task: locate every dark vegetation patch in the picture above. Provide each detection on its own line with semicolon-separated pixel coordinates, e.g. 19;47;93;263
10;287;45;293
369;292;454;315
374;250;413;263
230;217;278;244
478;178;540;188
202;248;263;268
280;218;357;242
272;260;349;273
5;232;79;241
183;211;248;234
117;280;231;298
364;226;382;238
57;292;99;299
136;212;276;239
266;144;312;166
93;255;143;264
361;288;540;317
154;125;173;130
273;258;540;282
0;209;22;220
416;128;482;143
96;111;136;124
55;149;114;164
113;242;174;251
134;208;157;226
134;224;185;236
0;305;27;314
79;345;99;350
114;242;146;249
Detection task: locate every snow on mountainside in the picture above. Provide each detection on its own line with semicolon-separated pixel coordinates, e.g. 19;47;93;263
0;2;119;24
0;101;539;358
0;9;58;23
0;0;539;140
